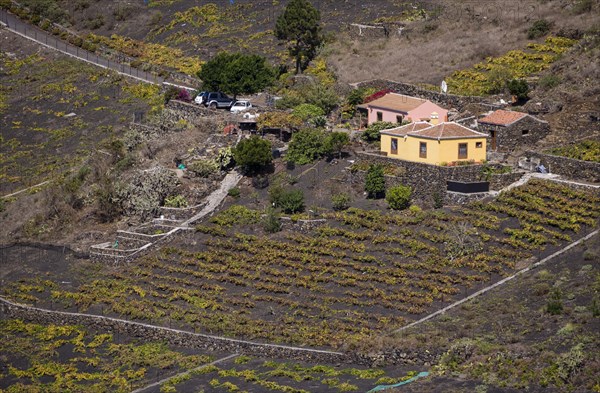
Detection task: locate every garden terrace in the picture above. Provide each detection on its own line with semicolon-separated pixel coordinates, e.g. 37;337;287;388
1;180;598;350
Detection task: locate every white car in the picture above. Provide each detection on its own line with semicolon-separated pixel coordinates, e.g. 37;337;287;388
230;100;252;113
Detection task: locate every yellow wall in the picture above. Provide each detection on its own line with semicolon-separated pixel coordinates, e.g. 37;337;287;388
381;134;487;165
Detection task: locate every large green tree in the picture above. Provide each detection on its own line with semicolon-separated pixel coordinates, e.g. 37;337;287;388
275;0;322;74
233;136;272;174
197;52;274;99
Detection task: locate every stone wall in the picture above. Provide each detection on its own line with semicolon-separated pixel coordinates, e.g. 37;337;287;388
0;297;354;364
165;100;217;124
489;171;525;190
446;191;490;205
478;116;550;153
352;79;506;111
522;151;600;183
356;152;486;204
345;23;406;39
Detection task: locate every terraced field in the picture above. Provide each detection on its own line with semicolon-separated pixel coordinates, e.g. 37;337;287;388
2;179;598;350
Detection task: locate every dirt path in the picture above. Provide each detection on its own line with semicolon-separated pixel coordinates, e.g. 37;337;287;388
391;229;599;334
1;180;50;199
131;353;240;393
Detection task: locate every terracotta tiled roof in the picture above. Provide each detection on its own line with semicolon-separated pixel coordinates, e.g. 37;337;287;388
408;122;487;139
380;122;431;136
366;93;428;112
479;110;528;126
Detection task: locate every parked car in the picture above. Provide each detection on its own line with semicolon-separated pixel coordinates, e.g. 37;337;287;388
194;92;234;109
230;100;252;113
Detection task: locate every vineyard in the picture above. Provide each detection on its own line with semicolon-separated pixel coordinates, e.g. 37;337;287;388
0;319;214;392
0;319;418;393
2;180;599;350
446;36;578;96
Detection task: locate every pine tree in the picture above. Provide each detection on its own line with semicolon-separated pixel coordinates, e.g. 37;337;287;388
275;0;322;74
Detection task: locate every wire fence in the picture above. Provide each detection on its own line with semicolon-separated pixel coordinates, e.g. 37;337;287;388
1;9;163;85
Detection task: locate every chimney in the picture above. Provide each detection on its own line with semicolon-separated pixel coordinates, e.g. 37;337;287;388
430;112;439;125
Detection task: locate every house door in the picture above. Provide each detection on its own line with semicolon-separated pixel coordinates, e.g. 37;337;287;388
490;131;497;150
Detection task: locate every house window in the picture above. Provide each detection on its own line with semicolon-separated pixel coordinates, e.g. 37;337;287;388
391;138;398;154
522;129;530;136
458;143;468;159
396;115;404;124
419;142;427;158
377;111;383;122
476;141;483;148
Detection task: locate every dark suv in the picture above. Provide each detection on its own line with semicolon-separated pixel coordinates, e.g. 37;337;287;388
194;92;234;109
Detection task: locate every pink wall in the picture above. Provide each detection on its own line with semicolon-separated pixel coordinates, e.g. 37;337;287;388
408;101;448;123
367;101;448;125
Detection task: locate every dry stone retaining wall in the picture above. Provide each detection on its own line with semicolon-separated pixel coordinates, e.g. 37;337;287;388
356;152;485;203
0;297;355;364
523;151;600;183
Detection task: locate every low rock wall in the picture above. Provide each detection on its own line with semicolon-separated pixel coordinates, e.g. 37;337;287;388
523;151;600;183
489;171;524;190
0;297;353;364
446;191;490;205
356;152;485;204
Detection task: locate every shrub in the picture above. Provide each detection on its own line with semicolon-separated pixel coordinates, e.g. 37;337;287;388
346;88;369;106
263;207;281;233
365;164;385;199
325;132;350;158
386;184;412;210
287;128;328;165
189;159;219;178
252;174;269;189
538;74;561;90
292;103;325;122
176;89;192;102
233;136;272;174
331;193;351;211
528;19;551;39
546;288;563;315
279;189;305;214
507;79;529;99
361;121;396;142
268;183;285;206
164;195;188;208
433;192;444;209
363;89;392;104
227;187;241;198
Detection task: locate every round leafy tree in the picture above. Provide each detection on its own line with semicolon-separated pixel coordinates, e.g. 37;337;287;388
197;52;274;99
233;136;272;174
386;184;412;210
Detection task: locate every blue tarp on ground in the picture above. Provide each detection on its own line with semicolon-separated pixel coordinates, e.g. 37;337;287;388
367;371;429;392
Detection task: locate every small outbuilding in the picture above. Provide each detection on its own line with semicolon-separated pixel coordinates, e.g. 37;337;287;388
478;109;549;152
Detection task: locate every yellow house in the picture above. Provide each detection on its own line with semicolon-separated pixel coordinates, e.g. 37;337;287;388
380;121;487;165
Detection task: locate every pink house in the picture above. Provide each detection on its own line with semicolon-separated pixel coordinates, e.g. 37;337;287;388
361;93;448;125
